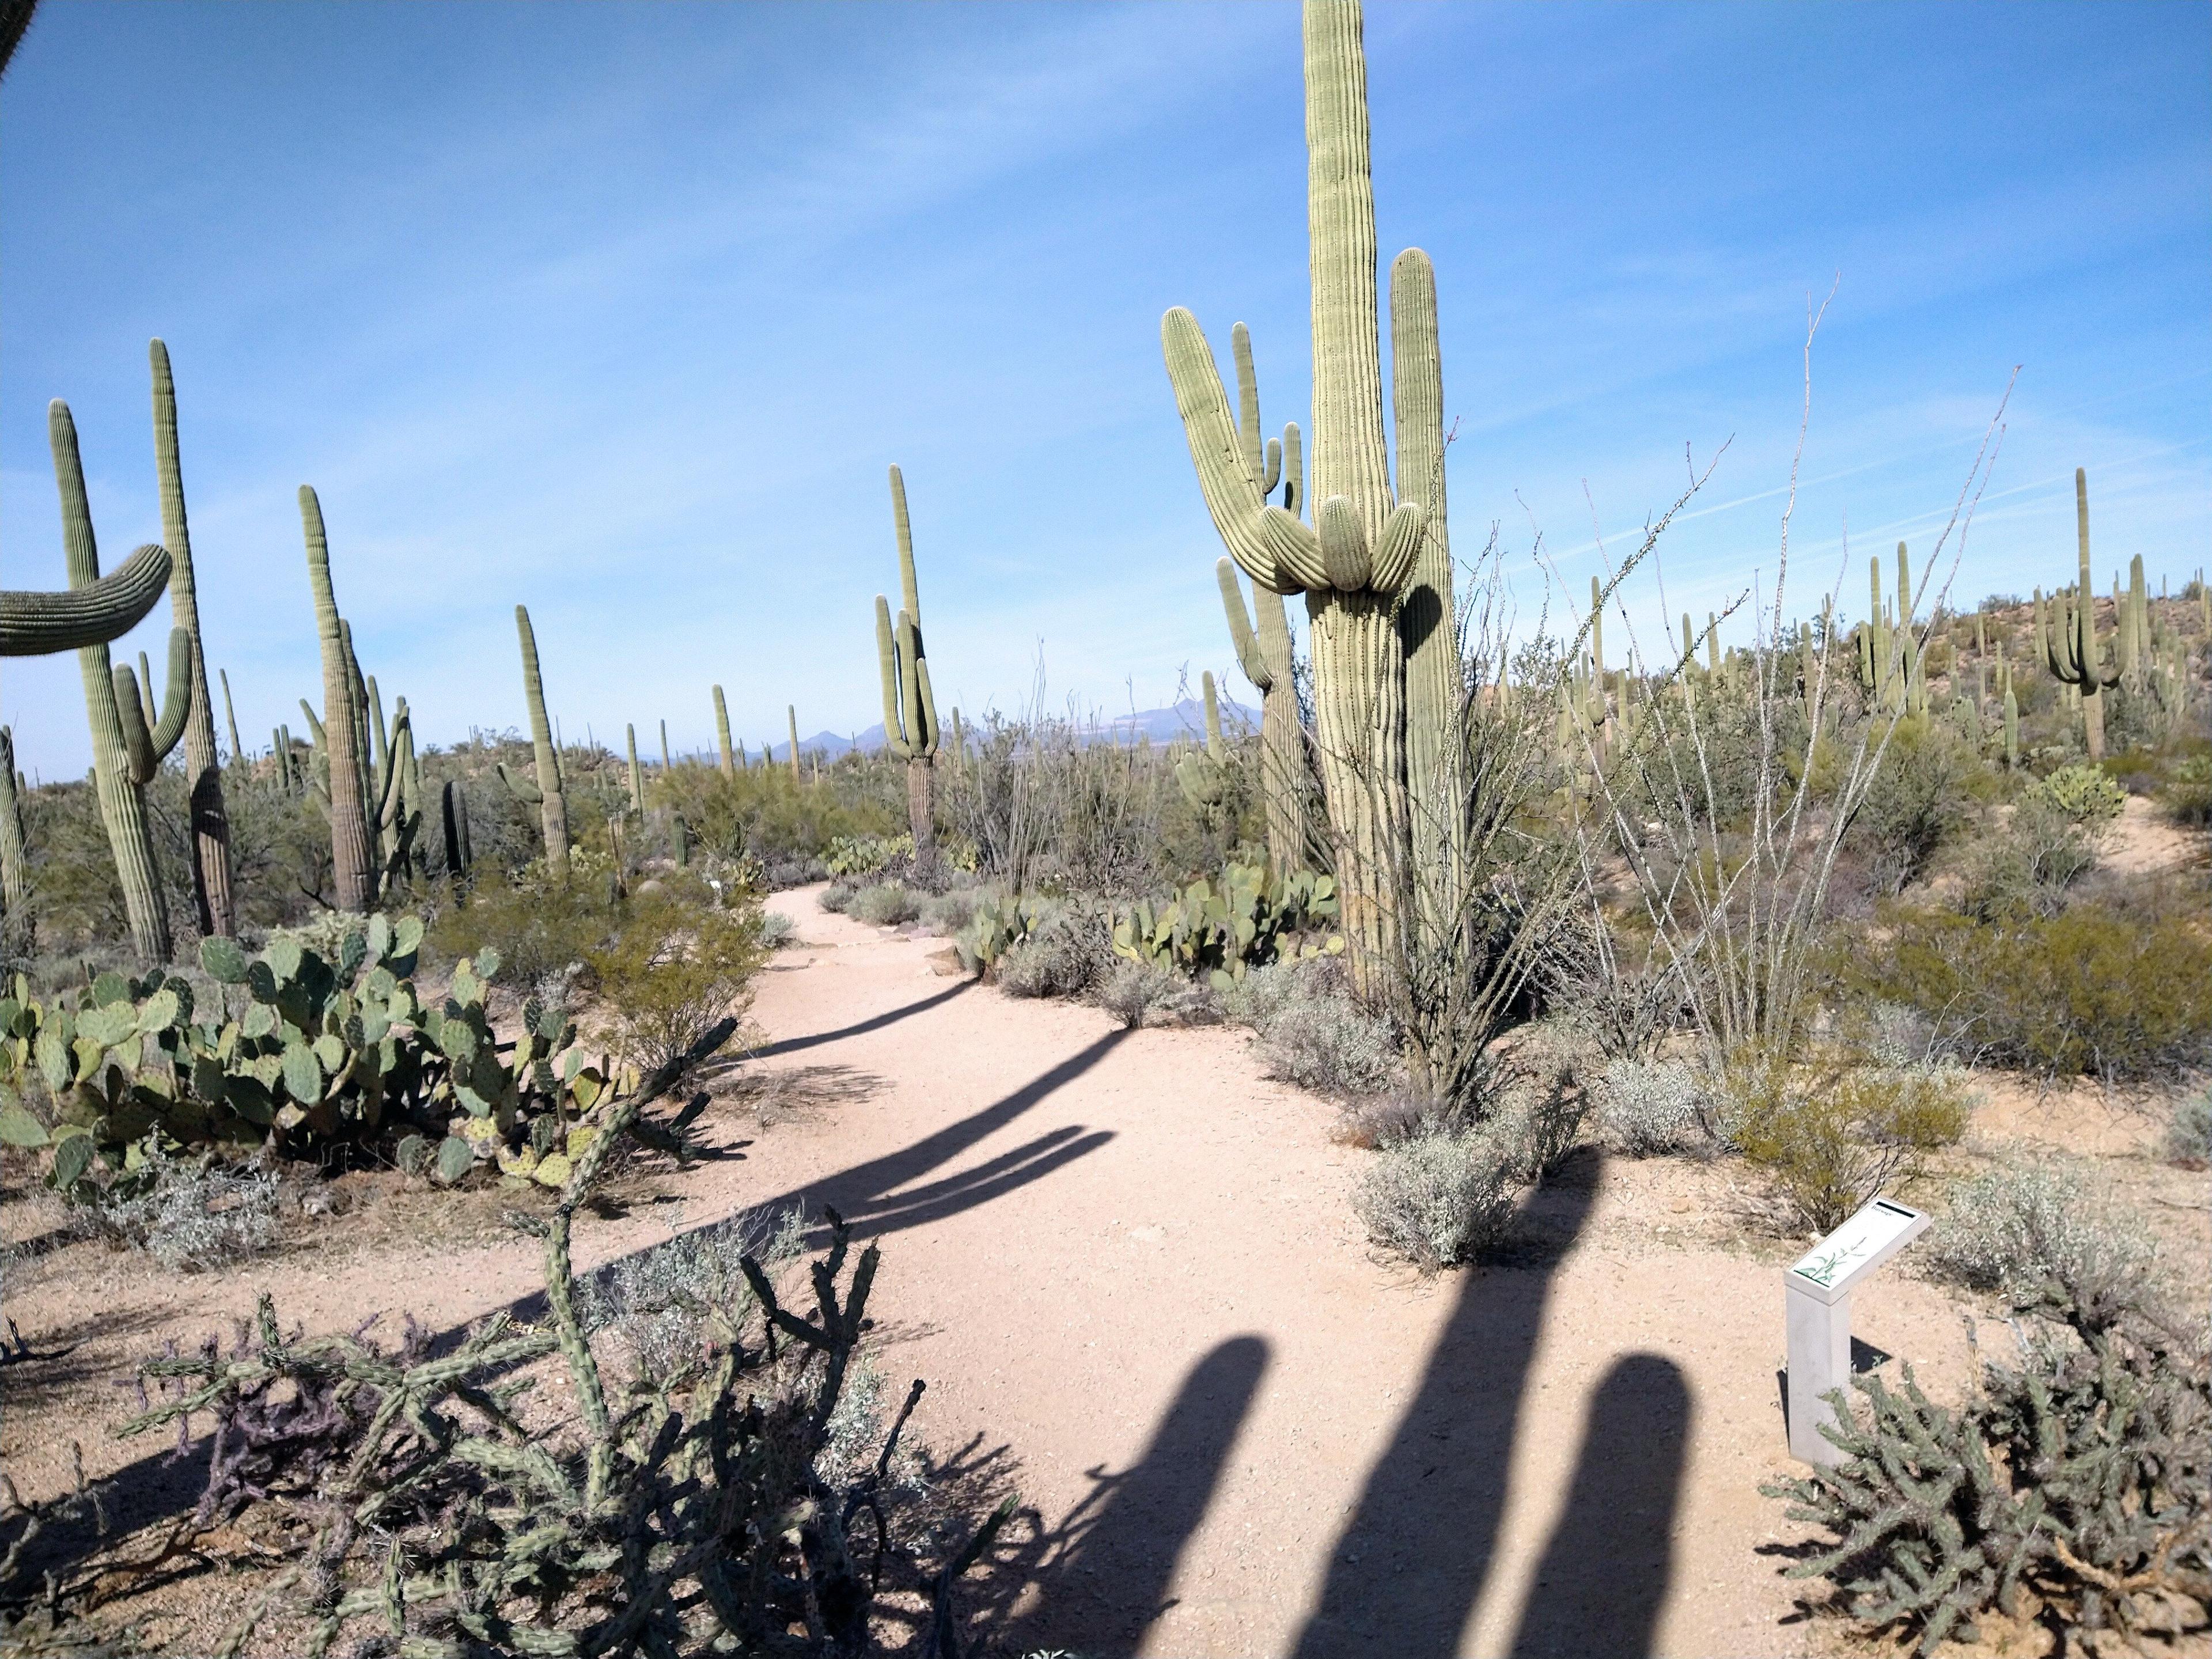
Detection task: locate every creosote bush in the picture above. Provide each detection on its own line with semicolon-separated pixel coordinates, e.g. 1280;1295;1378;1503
1727;1052;1968;1233
585;876;770;1078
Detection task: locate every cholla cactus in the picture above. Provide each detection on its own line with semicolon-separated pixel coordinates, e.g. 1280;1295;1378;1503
876;464;942;851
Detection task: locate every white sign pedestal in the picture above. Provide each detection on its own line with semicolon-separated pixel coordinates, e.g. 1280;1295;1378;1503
1783;1196;1930;1466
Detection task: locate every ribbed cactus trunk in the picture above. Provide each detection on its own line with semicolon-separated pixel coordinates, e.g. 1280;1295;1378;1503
1218;558;1308;872
220;668;244;770
1391;247;1455;891
876;465;941;853
2037;470;2119;763
0;728;27;944
713;687;735;779
150;340;236;938
660;719;671;773
787;705;802;783
627;724;645;812
55;402;174;961
301;486;377;912
516;606;570;870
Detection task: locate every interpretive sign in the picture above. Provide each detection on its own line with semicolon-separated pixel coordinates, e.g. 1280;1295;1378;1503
1784;1196;1929;1466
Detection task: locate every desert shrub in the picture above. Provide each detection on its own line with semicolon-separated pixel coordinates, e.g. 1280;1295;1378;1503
1845;718;1979;894
586;879;770;1075
994;904;1113;999
2034;762;2127;826
759;854;830;889
72;1147;281;1272
1956;794;2098;921
427;855;621;987
819;878;858;913
1766;1282;2208;1654
118;1091;1011;1657
848;881;922;928
1215;960;1305;1029
1251;965;1400;1097
1728;1054;1968;1233
1855;900;2212;1081
581;1206;804;1378
1929;1162;2158;1330
1095;958;1220;1029
825;832;913;878
2158;751;2212;826
1594;1056;1713;1156
759;910;797;949
2168;1090;2212;1168
654;768;896;869
922;887;984;935
1353;1117;1525;1270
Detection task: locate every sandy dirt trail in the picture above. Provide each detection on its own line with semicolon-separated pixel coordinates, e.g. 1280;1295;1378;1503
4;885;2010;1656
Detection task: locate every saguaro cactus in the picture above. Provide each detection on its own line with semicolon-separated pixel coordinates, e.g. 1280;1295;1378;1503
1162;0;1443;975
875;464;941;852
0;728;28;944
2037;469;2122;762
660;719;672;773
53;401;187;960
441;779;474;878
1;538;171;657
1175;670;1229;813
1219;556;1309;870
787;704;802;783
301;485;378;911
713;687;735;779
499;605;570;870
149;339;237;938
627;724;645;813
219;668;245;772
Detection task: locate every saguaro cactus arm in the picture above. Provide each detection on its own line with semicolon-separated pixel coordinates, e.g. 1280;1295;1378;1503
1218;558;1273;690
113;627;193;783
1;540;172;656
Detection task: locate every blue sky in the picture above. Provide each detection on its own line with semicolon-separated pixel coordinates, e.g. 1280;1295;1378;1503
3;0;2205;779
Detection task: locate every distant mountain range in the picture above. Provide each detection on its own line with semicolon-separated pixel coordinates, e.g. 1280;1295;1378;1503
759;696;1260;762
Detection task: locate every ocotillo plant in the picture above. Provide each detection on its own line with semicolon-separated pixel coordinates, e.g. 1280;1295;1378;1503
627;724;644;812
713;685;735;778
875;464;942;852
787;704;802;783
0;728;26;944
1163;0;1450;975
301;485;378;912
150;339;237;938
499;605;570;870
54;400;185;960
2037;469;2123;762
1219;555;1309;870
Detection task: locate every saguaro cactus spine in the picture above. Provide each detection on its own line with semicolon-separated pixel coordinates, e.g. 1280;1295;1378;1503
55;400;183;960
875;464;941;853
500;605;570;870
2037;469;2122;763
150;339;237;938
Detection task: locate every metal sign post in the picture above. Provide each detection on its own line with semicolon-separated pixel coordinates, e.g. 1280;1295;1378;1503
1784;1196;1930;1466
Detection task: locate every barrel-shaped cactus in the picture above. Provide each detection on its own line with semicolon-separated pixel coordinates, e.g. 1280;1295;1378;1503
2037;469;2122;762
499;605;570;870
52;401;177;960
875;465;941;851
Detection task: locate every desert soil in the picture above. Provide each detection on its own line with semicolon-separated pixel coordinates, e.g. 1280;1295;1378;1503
3;884;2206;1657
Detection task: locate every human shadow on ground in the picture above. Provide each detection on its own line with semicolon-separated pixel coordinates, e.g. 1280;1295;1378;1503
6;1024;1127;1597
1506;1351;1691;1658
746;979;972;1060
1288;1152;1609;1659
1006;1336;1271;1654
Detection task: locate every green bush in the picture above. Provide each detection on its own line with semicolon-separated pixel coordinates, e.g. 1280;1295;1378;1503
1727;1052;1968;1233
2168;1090;2211;1168
994;903;1114;999
585;880;768;1076
427;853;622;990
1854;901;2212;1081
1845;717;1982;895
1955;794;2097;921
2159;751;2212;827
2033;762;2126;826
848;882;921;927
654;767;896;868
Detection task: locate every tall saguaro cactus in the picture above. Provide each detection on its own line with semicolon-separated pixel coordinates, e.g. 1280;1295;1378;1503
500;605;570;870
1163;0;1443;974
875;464;941;852
1219;556;1309;870
54;401;188;960
301;485;378;912
627;724;645;813
0;728;28;944
2038;469;2122;763
149;339;237;937
713;687;735;779
787;704;802;783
